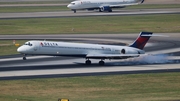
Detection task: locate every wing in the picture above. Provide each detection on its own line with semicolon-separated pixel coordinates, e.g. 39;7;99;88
86;54;139;59
110;3;139;8
109;0;144;8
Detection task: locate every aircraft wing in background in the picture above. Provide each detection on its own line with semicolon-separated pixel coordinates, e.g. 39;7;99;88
110;0;145;8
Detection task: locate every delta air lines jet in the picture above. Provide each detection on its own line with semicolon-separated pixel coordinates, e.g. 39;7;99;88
17;32;153;65
67;0;145;13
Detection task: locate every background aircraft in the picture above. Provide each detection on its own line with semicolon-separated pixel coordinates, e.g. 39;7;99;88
67;0;145;13
17;32;154;65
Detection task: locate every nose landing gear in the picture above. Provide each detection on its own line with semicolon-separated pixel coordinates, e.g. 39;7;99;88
72;9;76;13
22;54;26;60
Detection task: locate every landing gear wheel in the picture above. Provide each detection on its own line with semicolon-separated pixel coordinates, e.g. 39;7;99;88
73;10;76;13
99;8;103;12
23;57;26;60
85;60;91;65
99;61;105;66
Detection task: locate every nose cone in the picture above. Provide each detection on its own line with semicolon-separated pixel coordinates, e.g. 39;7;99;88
67;4;71;8
17;46;26;53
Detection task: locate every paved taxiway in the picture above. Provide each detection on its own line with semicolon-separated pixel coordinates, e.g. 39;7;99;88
0;33;180;80
0;8;180;19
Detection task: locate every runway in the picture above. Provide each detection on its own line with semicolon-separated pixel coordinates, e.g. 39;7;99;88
0;8;180;19
0;33;180;80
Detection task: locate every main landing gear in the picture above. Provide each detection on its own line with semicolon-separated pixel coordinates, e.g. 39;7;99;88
85;59;105;66
85;59;91;65
99;60;105;66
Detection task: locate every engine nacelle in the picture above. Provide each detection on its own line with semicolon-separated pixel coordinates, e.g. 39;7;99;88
100;6;112;12
121;48;143;54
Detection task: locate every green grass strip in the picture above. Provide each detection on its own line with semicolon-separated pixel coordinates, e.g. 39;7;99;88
0;72;180;101
0;14;180;35
0;40;26;55
0;6;68;13
0;0;71;4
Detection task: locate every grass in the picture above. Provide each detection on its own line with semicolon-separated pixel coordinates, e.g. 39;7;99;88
0;4;180;13
0;40;27;55
0;72;180;101
0;6;68;13
0;0;71;4
0;14;180;35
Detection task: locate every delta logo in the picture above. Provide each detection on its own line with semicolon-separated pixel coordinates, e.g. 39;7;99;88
40;42;58;47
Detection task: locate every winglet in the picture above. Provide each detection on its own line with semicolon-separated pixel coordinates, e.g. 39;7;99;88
129;32;153;50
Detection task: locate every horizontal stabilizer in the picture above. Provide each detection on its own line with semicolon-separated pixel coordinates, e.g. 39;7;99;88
141;34;169;37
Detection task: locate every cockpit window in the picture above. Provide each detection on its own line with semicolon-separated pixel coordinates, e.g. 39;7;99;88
71;3;75;5
24;42;32;46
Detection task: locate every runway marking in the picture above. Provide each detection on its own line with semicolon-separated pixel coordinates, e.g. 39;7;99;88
0;56;55;62
0;64;179;78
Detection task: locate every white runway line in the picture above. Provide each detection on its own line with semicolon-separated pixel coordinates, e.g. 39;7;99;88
0;64;179;77
0;56;55;62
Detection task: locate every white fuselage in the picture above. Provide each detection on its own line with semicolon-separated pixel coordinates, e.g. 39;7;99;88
17;40;144;57
67;0;142;10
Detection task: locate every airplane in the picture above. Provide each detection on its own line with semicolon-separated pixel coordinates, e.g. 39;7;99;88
67;0;145;13
17;32;156;65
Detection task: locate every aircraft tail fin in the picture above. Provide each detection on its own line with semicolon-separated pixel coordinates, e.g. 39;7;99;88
135;0;145;4
129;32;153;50
140;0;145;3
136;0;144;4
